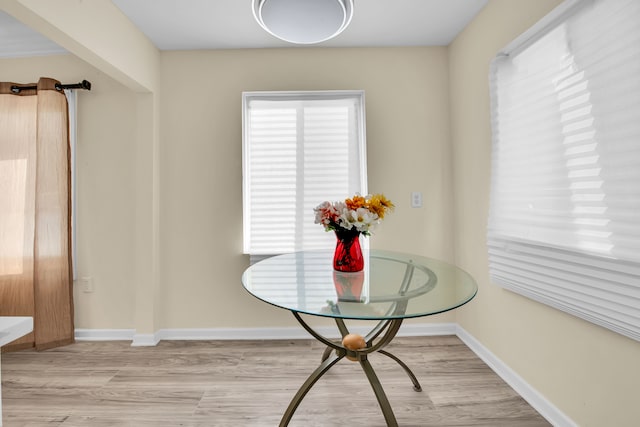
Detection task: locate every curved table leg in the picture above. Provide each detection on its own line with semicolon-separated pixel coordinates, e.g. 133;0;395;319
321;345;333;362
360;356;398;427
280;352;344;427
378;349;422;392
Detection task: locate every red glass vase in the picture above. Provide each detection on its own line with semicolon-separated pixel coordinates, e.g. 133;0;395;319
333;229;364;272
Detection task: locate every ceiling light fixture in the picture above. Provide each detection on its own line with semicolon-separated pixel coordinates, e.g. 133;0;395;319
252;0;354;45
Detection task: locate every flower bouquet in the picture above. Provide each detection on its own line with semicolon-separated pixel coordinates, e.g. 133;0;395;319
314;194;394;272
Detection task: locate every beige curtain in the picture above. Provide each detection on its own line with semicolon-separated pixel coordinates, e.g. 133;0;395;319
0;77;74;352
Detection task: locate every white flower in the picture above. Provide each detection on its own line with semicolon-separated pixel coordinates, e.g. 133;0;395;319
345;208;378;233
337;207;354;230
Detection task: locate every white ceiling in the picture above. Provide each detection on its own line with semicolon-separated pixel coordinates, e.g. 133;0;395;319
0;0;487;57
0;10;67;58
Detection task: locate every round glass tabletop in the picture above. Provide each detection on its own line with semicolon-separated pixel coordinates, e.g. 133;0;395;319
242;250;478;320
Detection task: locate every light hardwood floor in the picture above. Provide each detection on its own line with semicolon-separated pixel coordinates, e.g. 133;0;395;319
1;336;551;426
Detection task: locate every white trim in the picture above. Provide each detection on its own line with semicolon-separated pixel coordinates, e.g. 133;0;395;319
456;325;577;427
74;323;456;343
75;329;135;341
499;0;586;57
156;322;457;341
131;333;161;347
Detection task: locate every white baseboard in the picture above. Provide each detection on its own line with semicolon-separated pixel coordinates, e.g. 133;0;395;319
75;329;135;341
74;323;575;427
156;322;457;341
75;323;456;343
131;333;160;347
74;329;158;346
456;325;576;427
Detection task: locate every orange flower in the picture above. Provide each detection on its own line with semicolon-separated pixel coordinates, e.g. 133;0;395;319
345;195;366;210
367;194;395;219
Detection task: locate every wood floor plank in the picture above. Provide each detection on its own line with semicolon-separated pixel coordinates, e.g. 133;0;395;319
1;336;551;426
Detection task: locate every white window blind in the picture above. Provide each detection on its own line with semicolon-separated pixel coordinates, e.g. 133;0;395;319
488;0;640;341
242;91;367;257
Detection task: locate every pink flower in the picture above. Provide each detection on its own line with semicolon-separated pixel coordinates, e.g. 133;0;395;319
314;201;339;226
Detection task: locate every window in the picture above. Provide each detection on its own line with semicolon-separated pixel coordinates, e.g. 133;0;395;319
488;0;640;341
0;89;76;278
242;91;367;259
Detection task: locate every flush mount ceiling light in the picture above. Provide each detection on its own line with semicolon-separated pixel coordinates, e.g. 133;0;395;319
252;0;354;44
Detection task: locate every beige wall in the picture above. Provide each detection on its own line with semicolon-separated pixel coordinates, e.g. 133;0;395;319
1;47;456;331
449;1;640;426
158;47;455;328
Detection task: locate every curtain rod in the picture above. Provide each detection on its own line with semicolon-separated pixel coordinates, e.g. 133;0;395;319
10;80;92;94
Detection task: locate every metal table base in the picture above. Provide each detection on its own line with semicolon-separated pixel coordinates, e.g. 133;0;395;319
280;312;422;427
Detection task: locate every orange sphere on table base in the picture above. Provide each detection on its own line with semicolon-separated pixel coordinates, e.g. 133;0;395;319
342;333;366;361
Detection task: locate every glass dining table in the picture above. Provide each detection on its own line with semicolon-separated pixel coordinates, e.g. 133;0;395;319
241;249;478;427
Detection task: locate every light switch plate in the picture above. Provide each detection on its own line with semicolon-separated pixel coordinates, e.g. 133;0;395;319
411;191;423;208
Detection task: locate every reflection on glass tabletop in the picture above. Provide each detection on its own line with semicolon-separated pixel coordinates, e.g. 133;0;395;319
242;250;478;320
